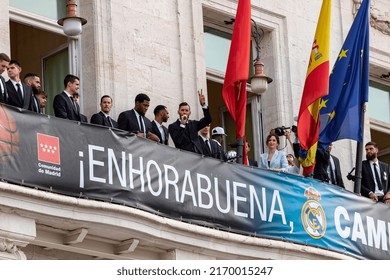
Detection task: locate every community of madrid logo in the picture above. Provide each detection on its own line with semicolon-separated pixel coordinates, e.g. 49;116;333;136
301;186;326;239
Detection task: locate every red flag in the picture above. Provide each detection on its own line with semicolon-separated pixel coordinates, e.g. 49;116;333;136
297;0;331;175
222;0;251;165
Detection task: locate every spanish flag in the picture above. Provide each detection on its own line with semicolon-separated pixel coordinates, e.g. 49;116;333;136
297;0;331;176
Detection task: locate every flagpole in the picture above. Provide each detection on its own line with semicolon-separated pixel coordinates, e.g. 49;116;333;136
353;102;367;194
236;138;244;164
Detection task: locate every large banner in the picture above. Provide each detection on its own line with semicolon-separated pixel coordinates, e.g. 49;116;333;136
1;104;389;259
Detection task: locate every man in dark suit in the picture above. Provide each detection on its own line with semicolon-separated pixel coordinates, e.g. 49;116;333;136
150;105;169;145
24;73;42;113
5;60;35;111
198;125;223;160
329;154;344;188
168;89;212;154
117;93;159;141
211;126;228;161
0;53;10;103
53;74;82;121
361;141;390;204
90;95;118;128
72;93;88;123
327;144;344;188
314;143;344;188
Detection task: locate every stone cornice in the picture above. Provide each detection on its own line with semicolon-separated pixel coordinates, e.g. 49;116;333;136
353;0;390;35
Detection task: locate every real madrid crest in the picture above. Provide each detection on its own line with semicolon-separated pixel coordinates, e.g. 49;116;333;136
301;186;327;239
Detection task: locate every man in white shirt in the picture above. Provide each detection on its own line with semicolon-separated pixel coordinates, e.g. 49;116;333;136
150;105;170;145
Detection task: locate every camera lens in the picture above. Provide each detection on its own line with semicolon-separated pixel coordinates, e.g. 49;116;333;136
291;125;297;133
274;127;284;136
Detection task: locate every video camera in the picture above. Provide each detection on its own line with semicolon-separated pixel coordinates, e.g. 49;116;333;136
274;125;297;136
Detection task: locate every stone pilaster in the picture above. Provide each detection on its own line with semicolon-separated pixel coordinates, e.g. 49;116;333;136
0;213;36;260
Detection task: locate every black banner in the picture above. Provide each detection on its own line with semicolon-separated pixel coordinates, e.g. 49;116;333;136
1;104;390;260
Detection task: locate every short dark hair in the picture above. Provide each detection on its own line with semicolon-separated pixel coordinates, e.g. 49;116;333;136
154;105;167;116
24;73;39;83
100;95;112;103
266;133;280;145
24;73;39;80
365;141;378;148
63;74;79;88
9;60;21;68
0;53;10;62
178;102;190;110
73;93;79;97
135;93;150;103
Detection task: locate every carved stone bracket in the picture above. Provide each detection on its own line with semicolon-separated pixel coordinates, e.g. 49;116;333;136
0;238;18;253
0;238;27;260
0;212;36;260
353;0;390;36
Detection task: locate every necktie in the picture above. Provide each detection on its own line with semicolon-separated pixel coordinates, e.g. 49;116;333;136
139;115;145;134
34;97;40;113
373;163;383;190
16;83;23;101
107;116;113;127
70;96;76;110
0;79;4;100
205;139;212;155
159;126;165;142
329;161;336;185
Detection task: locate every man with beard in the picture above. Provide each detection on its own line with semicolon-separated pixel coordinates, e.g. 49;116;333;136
24;73;42;113
150;105;169;145
361;141;390;204
117;93;159;142
90;95;118;128
168;89;212;153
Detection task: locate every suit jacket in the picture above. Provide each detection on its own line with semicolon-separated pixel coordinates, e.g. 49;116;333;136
198;136;224;160
80;114;88;123
168;107;212;153
249;159;258;167
5;80;34;110
331;155;344;188
31;95;41;113
259;149;289;172
150;120;169;145
90;111;118;128
361;160;390;198
211;139;226;161
0;76;8;103
313;147;330;182
117;109;151;134
53;91;81;121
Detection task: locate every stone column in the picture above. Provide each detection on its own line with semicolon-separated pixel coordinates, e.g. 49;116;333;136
0;213;36;260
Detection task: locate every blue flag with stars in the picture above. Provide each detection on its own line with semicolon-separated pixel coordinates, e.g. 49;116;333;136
319;0;369;148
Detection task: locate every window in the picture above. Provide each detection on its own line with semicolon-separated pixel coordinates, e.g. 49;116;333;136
10;0;67;20
368;81;390;124
204;28;231;73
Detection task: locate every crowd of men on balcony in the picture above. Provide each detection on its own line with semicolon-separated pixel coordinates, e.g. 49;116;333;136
0;52;389;204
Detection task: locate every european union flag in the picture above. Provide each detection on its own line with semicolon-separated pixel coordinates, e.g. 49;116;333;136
319;0;370;148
